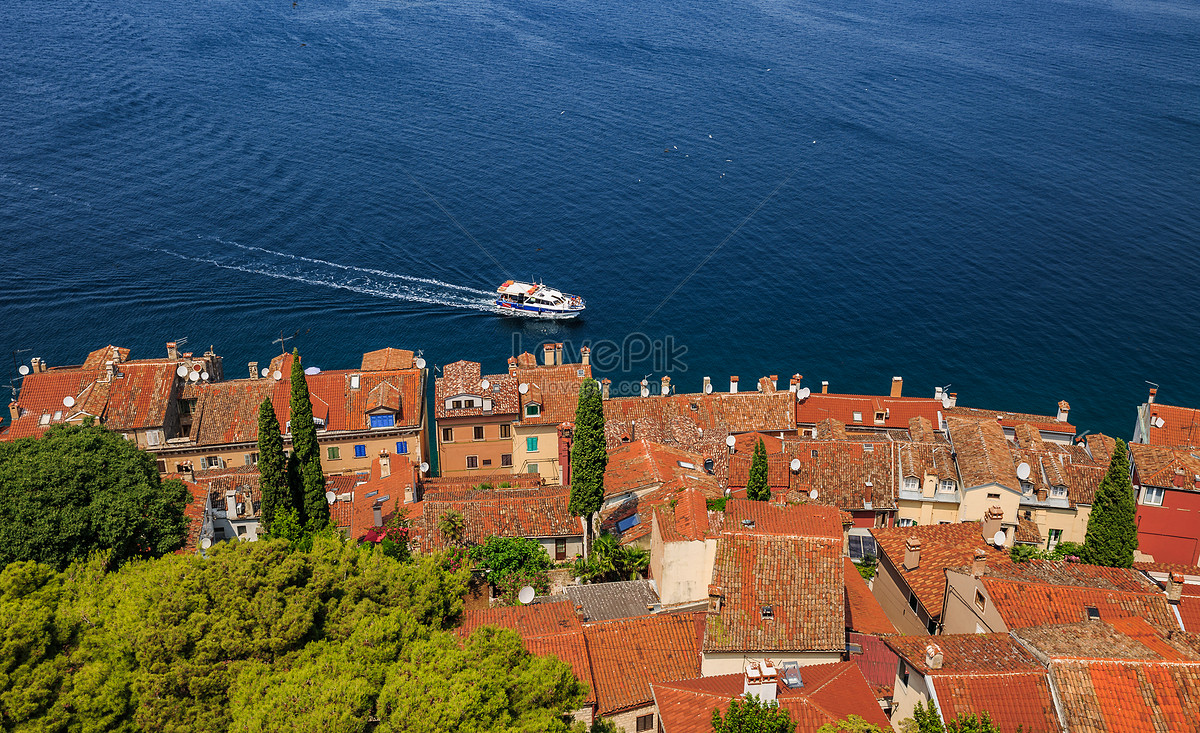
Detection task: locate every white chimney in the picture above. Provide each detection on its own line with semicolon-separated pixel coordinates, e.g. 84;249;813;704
821;380;829;394
1057;400;1070;423
703;376;712;394
925;644;944;670
935;386;944;400
379;451;391;478
904;537;921;570
947;392;957;407
743;662;762;698
730;376;739;394
225;491;238;516
249;361;259;380
661;375;671;397
759;660;778;702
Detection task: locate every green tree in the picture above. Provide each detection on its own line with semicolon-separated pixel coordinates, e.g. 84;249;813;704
1081;438;1137;568
746;438;770;501
438;509;466;547
569;379;607;522
0;422;190;569
289;348;328;530
817;715;888;732
380;504;413;563
575;532;649;583
904;702;1013;733
711;694;793;733
589;718;621;733
257;397;291;531
470;536;554;598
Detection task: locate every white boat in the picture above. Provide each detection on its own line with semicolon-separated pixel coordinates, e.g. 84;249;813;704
495;280;585;319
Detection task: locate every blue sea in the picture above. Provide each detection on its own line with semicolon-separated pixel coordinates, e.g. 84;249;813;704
2;0;1198;439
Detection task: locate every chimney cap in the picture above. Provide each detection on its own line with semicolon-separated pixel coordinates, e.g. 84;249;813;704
906;537;922;550
974;548;988;560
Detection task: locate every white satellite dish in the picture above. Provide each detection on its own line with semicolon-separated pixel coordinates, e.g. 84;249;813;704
200;538;212;550
704;382;713;394
304;366;320;375
518;383;529;394
201;371;210;381
176;364;188;378
62;395;76;408
640;386;650;397
790;458;801;471
1016;462;1031;480
809;489;819;500
797;387;811;400
261;367;270;377
993;530;1006;547
942;396;952;409
18;364;29;376
420;461;430;473
189;371;200;382
272;370;283;381
325;491;336;505
725;435;737;448
480;379;490;390
517;585;536;604
415;357;426;369
1154;417;1166;429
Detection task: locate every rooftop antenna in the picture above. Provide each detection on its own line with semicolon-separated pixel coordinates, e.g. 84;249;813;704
273;328;301;356
173;337;188;348
11;348;31;380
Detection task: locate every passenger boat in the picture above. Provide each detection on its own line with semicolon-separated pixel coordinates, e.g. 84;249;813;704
495;280;585;319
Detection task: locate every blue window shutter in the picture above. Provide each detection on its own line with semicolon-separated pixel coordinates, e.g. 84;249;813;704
396;441;408;454
354;444;366;458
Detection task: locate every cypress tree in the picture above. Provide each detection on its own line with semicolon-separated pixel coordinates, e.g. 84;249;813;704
569;379;607;521
746;437;771;501
257;398;291;530
1082;438;1138;568
289;349;328;530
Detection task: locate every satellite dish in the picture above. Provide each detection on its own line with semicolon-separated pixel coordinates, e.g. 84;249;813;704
415;357;427;369
640;386;650;397
201;371;210;381
704;382;713;394
725;435;737;448
200;538;212;550
1016;462;1031;480
797;387;811;400
189;371;200;382
480;379;490;390
18;364;29;376
809;489;819;500
790;458;801;471
325;491;336;505
304;366;320;375
176;364;188;378
272;370;283;381
993;530;1006;547
942;396;952;409
517;586;536;604
62;395;76;408
518;383;529;394
261;367;270;377
420;461;430;473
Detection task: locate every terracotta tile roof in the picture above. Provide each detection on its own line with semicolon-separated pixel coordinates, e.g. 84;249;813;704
434;360;519;419
1013;619;1200;662
944;405;1075;436
981;559;1163;594
705;534;844;653
420;472;541;496
947;416;1021;489
898;433;958;483
1014;515;1043;544
186;378;276;445
795;391;944;431
1139;402;1200;448
364;381;401;413
3;370;100;439
843;558;897;636
888;633;1044;676
652;662;892;733
1047;659;1200;733
1129;443;1200;490
723;500;843;540
411;485;582;552
583;612;702;714
81;345;130;370
360;347;414;371
872;522;1010;619
982;576;1179;632
729;437;898;511
603;439;720;498
653;487;720;543
458;599;594;705
514;360;592;426
174;478;208;555
930;673;1060;733
100;363;179;431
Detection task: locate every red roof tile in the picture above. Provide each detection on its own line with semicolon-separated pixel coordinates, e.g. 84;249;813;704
1130;443;1200;490
723;500;844;540
843;558;897;636
583;612;702;715
1048;659;1200;733
888;633;1044;676
434;360;519;419
795;392;943;432
1139;402;1200;448
513;359;592;426
945;405;1075;436
729;437;899;512
360;347;414;371
603;439;720;498
982;576;1179;632
411;485;582;552
103;363;180;431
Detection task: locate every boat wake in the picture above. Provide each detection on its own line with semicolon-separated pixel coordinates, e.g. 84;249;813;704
144;236;498;312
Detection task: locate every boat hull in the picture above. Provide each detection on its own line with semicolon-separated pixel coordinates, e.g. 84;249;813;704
495;300;583;319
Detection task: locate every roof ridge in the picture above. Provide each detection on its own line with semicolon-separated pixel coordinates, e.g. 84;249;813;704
982;575;1155;595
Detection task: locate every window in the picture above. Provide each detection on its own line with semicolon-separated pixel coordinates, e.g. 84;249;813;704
1086;606;1101;621
527;436;539;452
482;458;492;466
848;534;877;560
442;427;453;442
852;411;863;423
939;479;957;493
499;424;511;438
396;440;408;454
1144;485;1165;506
156;460;167;473
1047;528;1063;549
903;477;920;491
986;492;1001;500
350;374;360;389
874;411;885;423
864;443;874;452
452;400;463;409
466;455;478;469
811;449;819;458
474;426;485;440
616;515;641;532
201;456;222;470
146;429;161;446
525;403;541;417
1050;485;1067;498
327;446;340;460
354;444;366;458
555;539;567;561
898;661;910;687
370;414;395;428
38;414;50;426
501;453;513;467
635;714;655;732
897;518;917;527
1020;481;1034;494
237;525;247;537
908;592;919;613
974;589;986;611
245;452;259;466
214;526;226;539
927;618;938;634
528;463;539;474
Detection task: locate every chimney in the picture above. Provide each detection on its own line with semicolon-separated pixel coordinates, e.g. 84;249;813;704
542;343;556;366
947;392;958;407
924;644;944;671
167;341;179;360
1174;469;1186;487
972;548;988;577
225;491;238;516
372;503;383;528
789;374;801;392
103;360;116;383
982;505;1004;541
601;378;611;400
708;584;724;613
758;660;779;703
660;375;671;396
703;376;712;394
757;376;773;393
770;375;779;391
935;386;944;401
891;376;903;398
821;380;829;394
730;376;739;394
8;402;19;422
379;451;391;478
29;357;41;373
1036;487;1048;501
507;356;518;375
580;346;591;367
1149;387;1158;404
555;342;564;366
743;662;763;699
248;361;259;380
903;537;922;570
559;424;573;485
1057;400;1070;423
1168;572;1185;604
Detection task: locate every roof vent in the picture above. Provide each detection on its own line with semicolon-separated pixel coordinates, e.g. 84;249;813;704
1086;606;1100;621
741;518;755;528
761;605;774;619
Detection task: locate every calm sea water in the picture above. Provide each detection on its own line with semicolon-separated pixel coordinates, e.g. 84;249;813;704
2;0;1198;438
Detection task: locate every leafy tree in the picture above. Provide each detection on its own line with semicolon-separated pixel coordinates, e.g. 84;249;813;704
438;509;466;546
711;694;793;733
707;496;728;511
380;504;413;562
575;532;649;583
904;702;1014;733
817;715;888;732
589;718;621;733
1081;438;1137;568
746;438;770;501
0;422;190;569
569;379;606;522
257;397;291;531
856;554;878;580
470;536;553;597
1008;544;1041;563
289;348;328;530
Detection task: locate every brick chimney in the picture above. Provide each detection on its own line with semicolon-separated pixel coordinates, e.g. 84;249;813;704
580;346;591;367
542;343;556;366
972;548;988;577
661;375;671;396
770;375;779;391
1174;468;1186;488
1057;400;1070;423
1168;572;1185;604
558;424;573;485
891;376;903;398
821;380;829;394
903;537;922;570
379;450;391;479
167;341;179;360
249;361;259;380
924;643;944;670
757;376;774;393
554;342;564;366
730;376;739;394
601;378;611;400
507;356;518;375
8;402;19;422
1149;387;1158;404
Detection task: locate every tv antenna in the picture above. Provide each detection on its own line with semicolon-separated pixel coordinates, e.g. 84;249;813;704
11;348;31;378
273;328;301;356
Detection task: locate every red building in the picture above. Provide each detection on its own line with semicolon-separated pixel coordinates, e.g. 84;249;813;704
1130;443;1200;566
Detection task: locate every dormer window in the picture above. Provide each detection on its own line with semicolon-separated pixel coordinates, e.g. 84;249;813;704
874;411;885;424
369;414;395;428
904;477;920;491
525;403;541;417
452;400;463;409
1020;481;1034;494
1050;485;1067;498
761;605;774;619
938;479;957;494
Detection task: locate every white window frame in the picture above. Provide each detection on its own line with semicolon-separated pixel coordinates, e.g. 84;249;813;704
903;477;920;491
1143;485;1165;507
938;479;957;493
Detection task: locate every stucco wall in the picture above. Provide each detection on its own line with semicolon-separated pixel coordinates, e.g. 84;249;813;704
700;651;843;677
536;535;585;562
436;416;514;476
872;555;935;636
655;537;717;606
604;704;656;733
896;499;960;527
940;570;1007;635
889;663;933;726
513;423;561;481
958;482;1021;524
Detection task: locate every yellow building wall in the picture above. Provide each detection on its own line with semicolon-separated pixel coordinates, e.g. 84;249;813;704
896;499;960;527
513;423;561;483
436;417;515;476
957;483;1021;524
